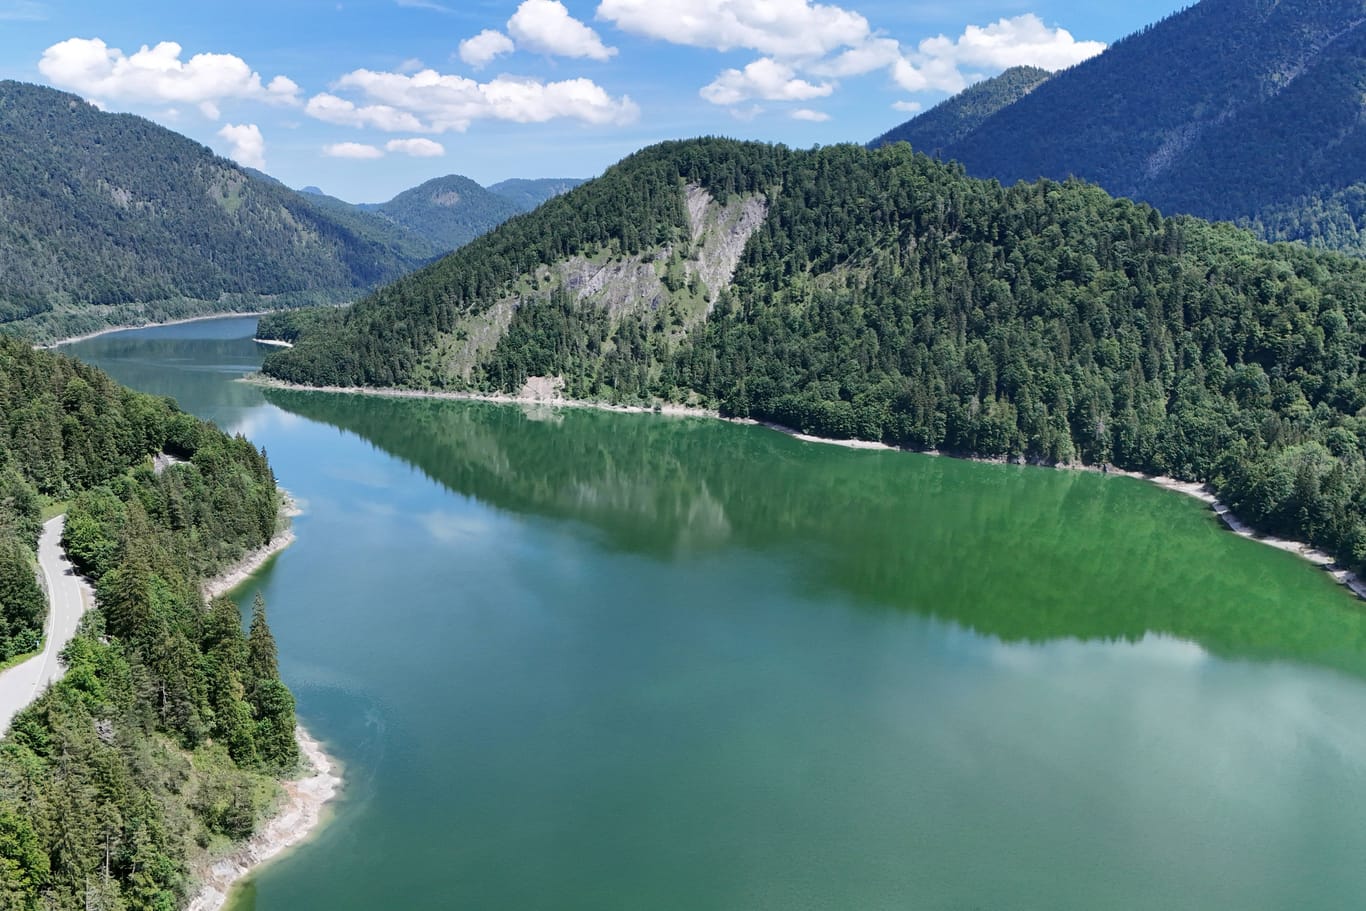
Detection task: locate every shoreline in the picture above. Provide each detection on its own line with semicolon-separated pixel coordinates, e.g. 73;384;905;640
250;375;1366;602
186;726;342;911
243;374;717;418
41;310;275;349
203;493;302;600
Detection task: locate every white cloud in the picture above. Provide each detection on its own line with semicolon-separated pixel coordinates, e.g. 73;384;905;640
217;122;265;169
324;141;384;159
306;93;427;131
510;0;616;60
896;14;1104;94
597;0;870;59
306;67;638;132
700;57;832;106
397;57;425;73
386;137;445;156
806;37;901;77
395;0;451;11
199;100;220;120
790;107;828;121
459;29;515;68
38;37;300;111
891;99;921;113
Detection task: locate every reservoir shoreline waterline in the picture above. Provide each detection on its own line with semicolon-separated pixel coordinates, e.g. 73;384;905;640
187;727;342;911
245;373;1366;603
67;316;1366;911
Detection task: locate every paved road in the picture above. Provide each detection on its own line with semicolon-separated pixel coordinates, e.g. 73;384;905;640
0;515;93;734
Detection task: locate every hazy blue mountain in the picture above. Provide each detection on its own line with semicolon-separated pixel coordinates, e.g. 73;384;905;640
885;0;1366;254
487;177;587;210
871;66;1052;156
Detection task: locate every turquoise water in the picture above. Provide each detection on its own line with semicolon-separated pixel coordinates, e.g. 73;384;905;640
69;317;1366;910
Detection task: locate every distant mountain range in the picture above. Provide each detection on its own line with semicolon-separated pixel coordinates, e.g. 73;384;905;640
0;79;583;341
873;0;1366;255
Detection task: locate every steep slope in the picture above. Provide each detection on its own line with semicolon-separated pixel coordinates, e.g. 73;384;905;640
0;81;427;341
871;66;1051;155
263;137;1366;579
0;337;300;910
362;174;526;254
286;183;443;263
487;177;587;210
898;0;1366;252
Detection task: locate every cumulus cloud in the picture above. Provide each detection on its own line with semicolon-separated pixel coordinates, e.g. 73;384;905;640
700;57;832;105
217;122;265;169
597;0;870;59
459;29;515;68
510;0;616;60
891;99;922;113
790;108;828;121
306;67;638;132
39;37;300;115
385;137;445;156
306;93;426;131
324;141;384;158
896;14;1105;93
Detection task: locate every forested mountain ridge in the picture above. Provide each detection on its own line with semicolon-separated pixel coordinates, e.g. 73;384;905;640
870;66;1051;156
486;177;587;211
263;137;1366;580
0;81;429;342
0;337;300;909
360;175;526;255
874;0;1366;254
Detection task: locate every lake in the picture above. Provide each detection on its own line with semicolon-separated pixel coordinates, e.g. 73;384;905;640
68;316;1366;910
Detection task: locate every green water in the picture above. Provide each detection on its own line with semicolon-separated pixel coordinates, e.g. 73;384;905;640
68;317;1366;910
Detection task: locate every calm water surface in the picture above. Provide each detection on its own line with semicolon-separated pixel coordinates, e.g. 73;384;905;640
68;317;1366;910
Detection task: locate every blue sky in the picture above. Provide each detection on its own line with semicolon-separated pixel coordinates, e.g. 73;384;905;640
0;0;1189;202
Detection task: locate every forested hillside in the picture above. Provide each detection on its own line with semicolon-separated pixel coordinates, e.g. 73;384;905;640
0;337;299;910
361;175;525;254
870;66;1051;156
873;0;1366;254
0;81;428;342
486;177;587;211
263;138;1366;580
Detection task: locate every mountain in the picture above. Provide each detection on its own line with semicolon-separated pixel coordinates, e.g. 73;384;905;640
362;175;526;255
872;0;1366;254
870;66;1052;156
487;177;587;211
261;137;1366;579
0;81;431;342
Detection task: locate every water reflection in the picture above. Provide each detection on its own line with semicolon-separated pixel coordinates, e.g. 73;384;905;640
266;387;1366;676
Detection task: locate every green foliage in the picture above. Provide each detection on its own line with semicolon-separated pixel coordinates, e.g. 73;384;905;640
361;175;527;255
0;81;428;342
0;536;43;661
0;339;299;909
268;138;1366;580
485;177;587;211
885;0;1366;254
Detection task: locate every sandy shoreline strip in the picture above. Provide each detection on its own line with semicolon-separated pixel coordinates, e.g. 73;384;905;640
41;310;275;349
243;374;716;418
187;726;341;911
203;494;302;601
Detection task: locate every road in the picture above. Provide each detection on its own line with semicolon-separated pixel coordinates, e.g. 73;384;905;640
0;515;93;734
